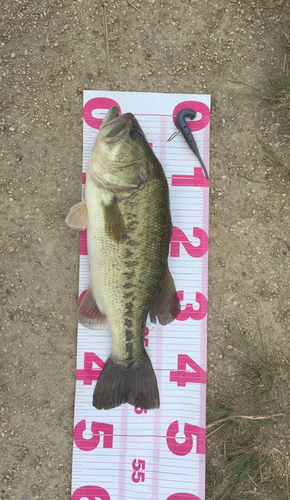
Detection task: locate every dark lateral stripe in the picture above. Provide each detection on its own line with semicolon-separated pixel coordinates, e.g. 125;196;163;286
124;260;138;268
126;328;133;341
126;341;134;360
125;249;134;259
125;301;134;315
123;282;133;289
124;270;135;280
126;221;138;232
127;239;139;247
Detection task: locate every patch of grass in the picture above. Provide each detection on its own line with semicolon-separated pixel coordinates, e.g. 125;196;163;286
220;442;271;500
206;417;274;499
205;468;223;500
236;173;261;183
235;327;281;401
206;328;286;499
258;137;290;174
229;72;290;108
264;73;290;106
207;403;241;441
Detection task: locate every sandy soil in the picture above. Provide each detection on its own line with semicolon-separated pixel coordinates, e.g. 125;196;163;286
1;0;289;498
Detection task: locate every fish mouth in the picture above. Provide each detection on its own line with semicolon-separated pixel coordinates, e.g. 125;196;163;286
100;107;134;142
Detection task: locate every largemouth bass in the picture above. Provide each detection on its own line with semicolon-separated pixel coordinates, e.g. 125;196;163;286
66;106;180;410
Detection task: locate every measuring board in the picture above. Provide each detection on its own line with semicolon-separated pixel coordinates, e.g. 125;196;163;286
71;91;210;500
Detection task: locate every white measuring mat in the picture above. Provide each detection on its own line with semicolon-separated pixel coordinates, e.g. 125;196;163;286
71;91;210;500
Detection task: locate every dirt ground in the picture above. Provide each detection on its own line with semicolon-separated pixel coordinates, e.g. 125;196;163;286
1;0;289;498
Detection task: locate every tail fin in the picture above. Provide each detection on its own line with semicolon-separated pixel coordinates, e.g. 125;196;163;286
93;351;160;410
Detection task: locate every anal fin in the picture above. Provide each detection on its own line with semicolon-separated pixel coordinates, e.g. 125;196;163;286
78;284;106;330
149;266;180;325
66;201;89;230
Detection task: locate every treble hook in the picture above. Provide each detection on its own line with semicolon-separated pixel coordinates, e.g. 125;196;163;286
176;108;209;179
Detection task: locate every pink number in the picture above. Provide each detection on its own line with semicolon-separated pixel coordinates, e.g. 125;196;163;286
71;485;110;500
144;326;149;347
80;230;87;256
170;227;208;258
132;459;145;471
134;407;148;415
173;101;210;132
170;354;206;386
172;101;210;188
83;97;121;129
177;291;207;321
172;167;209;188
166;421;205;456
76;352;105;385
167;494;201;500
132;459;145;483
132;471;145;483
74;420;113;451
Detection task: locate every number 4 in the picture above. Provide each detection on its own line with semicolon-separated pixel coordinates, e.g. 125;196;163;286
76;352;105;385
170;355;206;386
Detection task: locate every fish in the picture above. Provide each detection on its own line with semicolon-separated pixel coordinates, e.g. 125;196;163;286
66;106;180;410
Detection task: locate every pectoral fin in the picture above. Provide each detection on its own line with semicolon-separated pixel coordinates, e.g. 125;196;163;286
103;196;127;243
66;201;89;230
149;267;180;325
78;284;107;330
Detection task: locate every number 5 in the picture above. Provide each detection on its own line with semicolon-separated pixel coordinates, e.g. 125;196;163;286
166;421;205;456
74;420;113;451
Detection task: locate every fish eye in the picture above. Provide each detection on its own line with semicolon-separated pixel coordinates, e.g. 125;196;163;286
130;129;142;141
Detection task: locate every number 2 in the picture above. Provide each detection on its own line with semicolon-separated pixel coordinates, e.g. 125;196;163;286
170;227;208;258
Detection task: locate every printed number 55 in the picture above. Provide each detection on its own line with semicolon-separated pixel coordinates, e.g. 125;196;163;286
131;459;145;483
